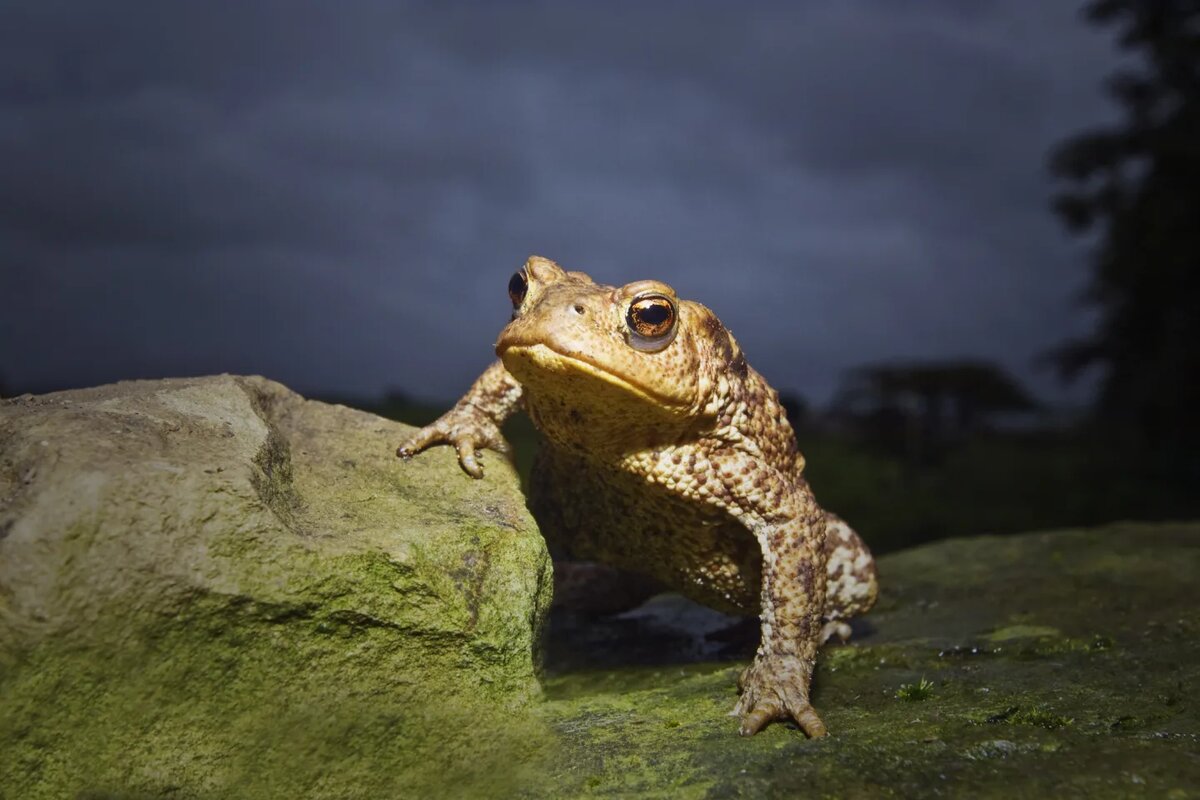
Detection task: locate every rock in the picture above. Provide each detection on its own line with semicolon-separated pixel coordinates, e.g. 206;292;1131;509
538;522;1200;798
0;376;553;799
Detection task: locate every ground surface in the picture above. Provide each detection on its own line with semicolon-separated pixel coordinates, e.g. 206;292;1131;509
537;522;1200;799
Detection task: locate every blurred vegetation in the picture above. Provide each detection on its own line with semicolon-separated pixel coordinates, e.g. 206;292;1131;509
791;357;1195;554
829;360;1038;468
798;427;1191;555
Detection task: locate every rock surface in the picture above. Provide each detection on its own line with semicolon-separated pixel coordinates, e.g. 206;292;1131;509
539;522;1200;798
1;377;1197;798
0;375;553;799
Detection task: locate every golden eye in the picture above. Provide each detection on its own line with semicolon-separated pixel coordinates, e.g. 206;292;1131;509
507;270;528;309
626;294;676;351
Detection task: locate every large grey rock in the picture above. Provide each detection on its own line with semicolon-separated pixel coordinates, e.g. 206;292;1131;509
0;376;553;799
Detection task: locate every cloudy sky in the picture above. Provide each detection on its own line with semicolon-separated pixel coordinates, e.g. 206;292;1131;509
0;1;1122;407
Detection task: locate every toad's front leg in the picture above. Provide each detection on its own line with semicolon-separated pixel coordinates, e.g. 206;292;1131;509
734;493;829;737
396;360;523;478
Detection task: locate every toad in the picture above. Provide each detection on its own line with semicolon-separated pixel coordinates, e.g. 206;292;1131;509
398;256;877;736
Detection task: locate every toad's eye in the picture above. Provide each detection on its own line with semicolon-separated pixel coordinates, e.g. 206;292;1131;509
508;270;528;309
626;294;677;351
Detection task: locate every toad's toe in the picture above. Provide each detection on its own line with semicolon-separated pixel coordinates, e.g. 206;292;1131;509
734;654;827;738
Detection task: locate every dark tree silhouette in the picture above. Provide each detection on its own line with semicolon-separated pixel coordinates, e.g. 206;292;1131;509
1049;0;1200;452
832;360;1039;464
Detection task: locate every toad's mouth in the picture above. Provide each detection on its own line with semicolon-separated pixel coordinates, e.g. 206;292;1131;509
497;342;691;410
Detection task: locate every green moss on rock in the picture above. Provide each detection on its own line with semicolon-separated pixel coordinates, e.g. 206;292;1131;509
535;523;1200;798
0;376;554;799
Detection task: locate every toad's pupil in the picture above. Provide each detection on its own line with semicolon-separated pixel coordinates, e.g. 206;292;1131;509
638;303;670;326
508;272;527;305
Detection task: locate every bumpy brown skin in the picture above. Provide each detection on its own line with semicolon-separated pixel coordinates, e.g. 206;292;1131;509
398;256;877;737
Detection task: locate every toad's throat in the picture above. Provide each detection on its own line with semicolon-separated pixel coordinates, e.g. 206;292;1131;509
498;342;691;410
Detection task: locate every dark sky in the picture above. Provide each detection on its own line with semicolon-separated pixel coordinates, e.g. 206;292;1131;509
1;1;1121;407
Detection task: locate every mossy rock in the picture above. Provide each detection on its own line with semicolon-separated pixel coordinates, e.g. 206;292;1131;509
537;522;1200;798
0;376;553;799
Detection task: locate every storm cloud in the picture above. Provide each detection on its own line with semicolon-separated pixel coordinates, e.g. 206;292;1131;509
0;1;1119;405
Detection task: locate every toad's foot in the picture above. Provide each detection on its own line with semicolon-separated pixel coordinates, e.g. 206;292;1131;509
821;620;852;644
396;404;510;479
734;654;826;738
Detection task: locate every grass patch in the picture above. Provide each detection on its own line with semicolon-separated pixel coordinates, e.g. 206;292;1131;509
895;677;936;701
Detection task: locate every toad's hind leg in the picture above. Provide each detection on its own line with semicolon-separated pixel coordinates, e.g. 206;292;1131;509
733;494;829;738
821;513;878;641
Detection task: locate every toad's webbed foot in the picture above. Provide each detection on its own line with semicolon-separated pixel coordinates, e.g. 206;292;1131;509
734;654;826;738
396;404;510;479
